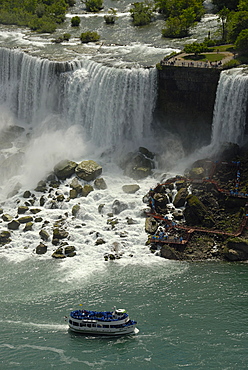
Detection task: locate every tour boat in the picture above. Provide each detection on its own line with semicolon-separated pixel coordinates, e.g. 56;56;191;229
68;307;137;336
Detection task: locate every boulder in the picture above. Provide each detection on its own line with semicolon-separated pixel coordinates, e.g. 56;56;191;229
70;178;83;196
18;216;33;224
53;228;69;240
30;208;41;214
39;229;50;241
64;245;76;257
23;190;31;198
112;199;128;215
120;149;154;180
94;178;107;190
52;247;66;259
145;216;158;234
75;160;102;181
173;187;189;208
2;214;13;222
7;219;20;230
18;206;29;214
122;184;140;194
35;180;47;193
36;242;47;255
160;245;181;260
82;184;94;197
72;204;80;217
69;189;78;199
184;195;214;227
23;222;33;231
0;230;11;245
54;159;77;180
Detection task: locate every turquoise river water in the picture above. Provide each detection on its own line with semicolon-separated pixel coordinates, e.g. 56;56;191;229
1;258;247;369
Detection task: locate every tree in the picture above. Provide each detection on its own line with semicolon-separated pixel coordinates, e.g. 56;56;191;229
155;0;204;21
184;42;208;56
130;2;154;26
217;6;229;41
80;31;100;42
83;0;103;12
71;15;80;26
235;28;248;54
212;0;239;11
227;10;248;42
162;7;196;38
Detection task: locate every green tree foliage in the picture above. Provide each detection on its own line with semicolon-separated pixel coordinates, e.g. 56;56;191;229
212;0;239;11
183;41;209;56
235;28;248;54
0;0;75;32
71;16;81;26
217;6;230;41
80;31;100;42
238;0;248;11
155;0;205;22
227;10;248;42
162;7;196;37
83;0;103;12
130;2;154;26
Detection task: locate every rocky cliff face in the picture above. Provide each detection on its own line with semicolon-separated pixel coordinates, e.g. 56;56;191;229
154;66;221;152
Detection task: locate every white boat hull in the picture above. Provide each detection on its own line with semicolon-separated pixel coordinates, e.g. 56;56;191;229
68;322;137;336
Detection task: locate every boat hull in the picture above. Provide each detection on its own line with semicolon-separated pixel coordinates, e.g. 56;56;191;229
68;323;137;336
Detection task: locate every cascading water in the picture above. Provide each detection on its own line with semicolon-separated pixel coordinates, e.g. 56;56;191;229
211;67;248;146
0;48;157;152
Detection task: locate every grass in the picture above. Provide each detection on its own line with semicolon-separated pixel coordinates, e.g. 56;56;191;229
183;53;226;62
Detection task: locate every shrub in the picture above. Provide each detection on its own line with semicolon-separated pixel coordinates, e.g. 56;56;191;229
84;0;103;12
104;8;117;24
130;2;154;26
71;16;81;26
80;31;100;43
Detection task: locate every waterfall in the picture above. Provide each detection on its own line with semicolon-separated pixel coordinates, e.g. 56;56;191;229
0;48;157;151
211;67;248;146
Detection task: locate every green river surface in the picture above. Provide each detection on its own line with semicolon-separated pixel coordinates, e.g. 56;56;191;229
1;258;247;369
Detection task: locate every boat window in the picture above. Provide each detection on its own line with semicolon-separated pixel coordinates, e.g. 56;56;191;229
97;324;102;328
80;323;86;327
69;320;72;324
92;324;96;327
73;321;79;326
87;324;91;328
103;325;109;328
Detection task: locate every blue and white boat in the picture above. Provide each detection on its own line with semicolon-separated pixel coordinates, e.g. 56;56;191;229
68;307;137;336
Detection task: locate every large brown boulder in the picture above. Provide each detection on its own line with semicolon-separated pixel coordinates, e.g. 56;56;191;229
75;160;102;181
145;216;158;234
54;159;77;180
173;187;189;208
120;148;154;180
184;195;214;227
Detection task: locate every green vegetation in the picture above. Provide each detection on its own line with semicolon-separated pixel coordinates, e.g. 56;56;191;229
104;8;117;24
80;31;100;43
235;29;248;55
83;0;103;12
0;0;75;33
52;32;71;43
71;16;81;27
130;2;154;26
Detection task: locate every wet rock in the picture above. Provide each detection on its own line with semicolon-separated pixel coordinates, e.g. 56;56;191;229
173;187;189;208
39;229;50;241
30;208;41;214
112;199;128;214
2;214;13;222
36;242;48;255
7;219;20;230
53;228;69;240
23;190;31;198
160;245;181;260
145;216;158;234
75;160;102;181
98;204;105;213
94;177;107;190
120;148;154;180
72;204;80;217
40;196;46;207
184;195;214;227
35;180;47;192
69;189;78;199
52;247;66;259
18;216;33;224
0;230;11;245
70;178;83;197
122;184;140;194
82;184;94;197
18;206;29;214
95;238;106;245
64;245;76;257
56;194;65;202
54;159;77;180
23;222;33;231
